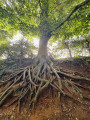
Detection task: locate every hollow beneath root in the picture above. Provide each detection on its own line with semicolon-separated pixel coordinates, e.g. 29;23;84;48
0;57;90;112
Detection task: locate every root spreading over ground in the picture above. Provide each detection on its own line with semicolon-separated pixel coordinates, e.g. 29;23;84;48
0;57;90;112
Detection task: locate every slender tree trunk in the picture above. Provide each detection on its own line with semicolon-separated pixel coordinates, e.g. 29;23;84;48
68;48;72;58
38;35;50;57
82;47;83;56
65;43;72;58
86;40;90;54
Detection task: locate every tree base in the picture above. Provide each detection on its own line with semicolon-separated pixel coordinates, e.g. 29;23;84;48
0;57;90;112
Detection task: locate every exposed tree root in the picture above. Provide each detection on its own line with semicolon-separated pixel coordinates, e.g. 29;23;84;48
57;70;90;81
0;57;90;112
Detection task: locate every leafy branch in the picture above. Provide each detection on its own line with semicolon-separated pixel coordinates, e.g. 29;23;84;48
50;0;90;34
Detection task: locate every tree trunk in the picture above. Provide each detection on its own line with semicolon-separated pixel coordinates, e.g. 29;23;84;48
68;48;72;58
38;36;50;57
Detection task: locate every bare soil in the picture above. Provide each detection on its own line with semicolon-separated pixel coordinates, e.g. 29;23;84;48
0;57;90;120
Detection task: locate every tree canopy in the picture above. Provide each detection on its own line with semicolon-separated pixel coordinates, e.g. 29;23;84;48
0;0;90;42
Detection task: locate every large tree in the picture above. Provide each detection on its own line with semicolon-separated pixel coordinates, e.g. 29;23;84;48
0;0;90;57
0;0;90;111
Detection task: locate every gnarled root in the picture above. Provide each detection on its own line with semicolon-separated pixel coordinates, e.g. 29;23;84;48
0;57;90;112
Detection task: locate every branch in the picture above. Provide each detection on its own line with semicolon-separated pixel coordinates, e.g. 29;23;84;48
54;2;63;9
50;0;90;34
38;0;42;10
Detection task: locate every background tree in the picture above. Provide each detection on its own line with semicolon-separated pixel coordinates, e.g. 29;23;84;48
0;38;37;77
5;39;37;62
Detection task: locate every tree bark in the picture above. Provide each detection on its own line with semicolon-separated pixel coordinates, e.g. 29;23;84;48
38;0;51;58
38;35;50;57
